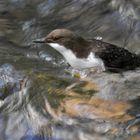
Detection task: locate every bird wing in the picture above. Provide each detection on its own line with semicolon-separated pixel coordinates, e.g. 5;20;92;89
90;39;139;70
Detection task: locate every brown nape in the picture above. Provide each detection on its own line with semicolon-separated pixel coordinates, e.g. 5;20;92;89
62;36;92;58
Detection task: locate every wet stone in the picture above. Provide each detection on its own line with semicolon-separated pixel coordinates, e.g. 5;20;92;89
0;64;24;100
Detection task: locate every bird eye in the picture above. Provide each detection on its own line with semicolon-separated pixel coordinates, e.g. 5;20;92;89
53;36;60;40
53;36;64;41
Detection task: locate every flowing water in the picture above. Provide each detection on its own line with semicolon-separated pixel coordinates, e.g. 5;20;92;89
0;0;140;139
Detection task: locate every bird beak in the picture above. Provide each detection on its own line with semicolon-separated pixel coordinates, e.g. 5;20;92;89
33;37;46;43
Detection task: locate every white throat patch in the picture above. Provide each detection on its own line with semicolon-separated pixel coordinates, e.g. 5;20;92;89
48;43;105;72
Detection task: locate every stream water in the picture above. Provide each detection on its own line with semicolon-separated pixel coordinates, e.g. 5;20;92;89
0;0;140;140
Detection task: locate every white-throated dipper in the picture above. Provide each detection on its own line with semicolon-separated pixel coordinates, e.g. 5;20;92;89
33;29;140;72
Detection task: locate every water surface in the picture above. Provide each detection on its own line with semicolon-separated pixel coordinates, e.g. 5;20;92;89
0;0;140;140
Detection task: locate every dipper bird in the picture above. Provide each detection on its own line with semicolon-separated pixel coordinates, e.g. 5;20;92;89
33;29;140;72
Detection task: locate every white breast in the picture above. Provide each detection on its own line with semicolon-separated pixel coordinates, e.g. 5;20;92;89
48;43;105;72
